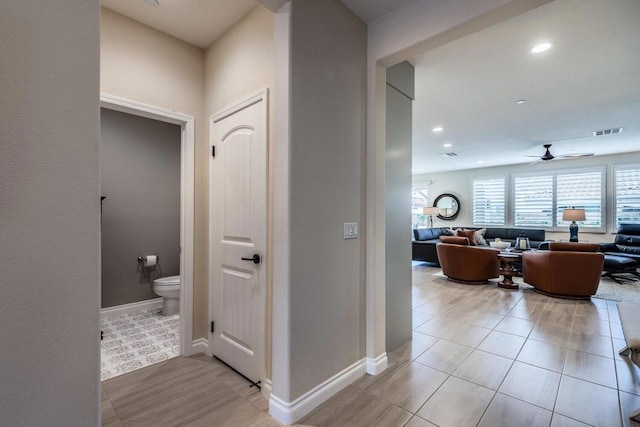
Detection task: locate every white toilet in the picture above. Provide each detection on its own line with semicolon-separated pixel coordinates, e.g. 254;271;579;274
153;275;180;316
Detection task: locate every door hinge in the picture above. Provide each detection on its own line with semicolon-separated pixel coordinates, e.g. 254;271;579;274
211;145;216;158
211;321;215;333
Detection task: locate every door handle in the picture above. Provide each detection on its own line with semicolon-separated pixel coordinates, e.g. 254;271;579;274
241;254;261;264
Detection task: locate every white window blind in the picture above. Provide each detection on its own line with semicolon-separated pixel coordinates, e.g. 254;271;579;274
615;167;640;227
472;178;505;225
514;175;553;227
556;171;602;228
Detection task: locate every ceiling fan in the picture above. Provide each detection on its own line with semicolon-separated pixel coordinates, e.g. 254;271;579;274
526;144;594;163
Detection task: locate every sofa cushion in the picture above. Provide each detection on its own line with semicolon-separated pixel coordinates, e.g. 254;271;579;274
549;242;599;252
414;227;450;241
604;255;638;272
485;228;509;240
617;245;640;256
506;228;545;241
604;252;640;261
615;233;640;246
617;223;640;236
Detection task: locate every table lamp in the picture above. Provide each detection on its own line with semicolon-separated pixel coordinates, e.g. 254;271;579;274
423;207;440;228
562;207;586;242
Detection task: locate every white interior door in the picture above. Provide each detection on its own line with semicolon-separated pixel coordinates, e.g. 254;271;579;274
210;90;267;383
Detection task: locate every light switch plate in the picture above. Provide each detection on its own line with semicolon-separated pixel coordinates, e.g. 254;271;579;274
344;222;358;239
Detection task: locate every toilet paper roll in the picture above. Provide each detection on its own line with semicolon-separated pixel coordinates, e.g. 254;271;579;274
143;255;157;268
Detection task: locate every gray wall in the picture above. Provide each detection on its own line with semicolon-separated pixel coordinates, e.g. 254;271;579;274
0;0;100;424
272;0;367;402
100;109;181;308
385;62;414;351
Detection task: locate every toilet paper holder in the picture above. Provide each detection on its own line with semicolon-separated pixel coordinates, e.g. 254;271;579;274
138;255;159;264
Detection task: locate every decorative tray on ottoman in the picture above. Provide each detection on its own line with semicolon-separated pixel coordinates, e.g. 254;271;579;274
490;241;511;250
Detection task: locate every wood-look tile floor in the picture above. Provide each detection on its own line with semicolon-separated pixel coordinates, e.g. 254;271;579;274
102;264;640;426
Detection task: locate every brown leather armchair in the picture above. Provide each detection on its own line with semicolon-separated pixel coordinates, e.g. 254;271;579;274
436;236;500;284
522;242;604;299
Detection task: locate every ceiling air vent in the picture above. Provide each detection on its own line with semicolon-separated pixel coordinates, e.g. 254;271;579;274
593;127;623;137
440;152;459;157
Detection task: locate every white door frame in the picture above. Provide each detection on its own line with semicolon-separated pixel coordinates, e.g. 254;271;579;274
99;93;195;356
208;88;268;383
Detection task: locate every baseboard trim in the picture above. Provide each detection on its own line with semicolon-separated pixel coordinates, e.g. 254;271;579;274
366;353;388;375
261;378;273;401
269;358;366;425
100;298;163;320
191;338;209;356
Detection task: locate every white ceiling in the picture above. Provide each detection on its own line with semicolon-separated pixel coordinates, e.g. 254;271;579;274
101;0;256;49
411;0;640;174
340;0;415;23
100;0;399;49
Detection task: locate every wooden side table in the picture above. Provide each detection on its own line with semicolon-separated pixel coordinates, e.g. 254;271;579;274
498;252;522;289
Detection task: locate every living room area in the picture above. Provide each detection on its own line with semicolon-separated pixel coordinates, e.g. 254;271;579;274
409;0;640;301
398;0;640;425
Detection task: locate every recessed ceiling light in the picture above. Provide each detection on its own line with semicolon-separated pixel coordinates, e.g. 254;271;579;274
516;99;526;104
144;0;160;6
477;160;485;164
432;126;444;132
531;43;552;53
443;143;452;148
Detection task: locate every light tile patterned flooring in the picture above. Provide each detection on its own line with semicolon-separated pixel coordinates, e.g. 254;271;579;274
101;309;180;381
102;265;640;426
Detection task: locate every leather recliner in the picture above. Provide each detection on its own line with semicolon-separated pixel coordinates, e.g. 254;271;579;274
436;236;500;284
599;223;640;261
522;242;604;299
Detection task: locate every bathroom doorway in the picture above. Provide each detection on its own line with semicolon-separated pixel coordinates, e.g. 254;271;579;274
99;94;195;379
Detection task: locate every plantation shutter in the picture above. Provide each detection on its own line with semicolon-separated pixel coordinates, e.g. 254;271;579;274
514;175;553;227
472;178;505;226
556;171;602;228
616;167;640;227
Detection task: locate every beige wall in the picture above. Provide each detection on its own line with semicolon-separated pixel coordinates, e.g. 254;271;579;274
1;0;100;424
414;151;640;243
272;0;367;403
204;4;275;375
385;62;414;352
100;7;209;338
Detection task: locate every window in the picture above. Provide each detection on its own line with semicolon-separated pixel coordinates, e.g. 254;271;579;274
556;171;602;228
472;178;505;226
514;175;553;227
512;168;604;230
411;185;429;227
615;166;640;227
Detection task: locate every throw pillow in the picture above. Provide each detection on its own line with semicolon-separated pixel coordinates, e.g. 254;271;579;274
439;235;469;245
456;229;476;245
474;228;487;246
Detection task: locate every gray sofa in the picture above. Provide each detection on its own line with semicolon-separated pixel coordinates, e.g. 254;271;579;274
412;227;547;265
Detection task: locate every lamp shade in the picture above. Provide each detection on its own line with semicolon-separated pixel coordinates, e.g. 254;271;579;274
562;208;586;222
423;207;440;216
